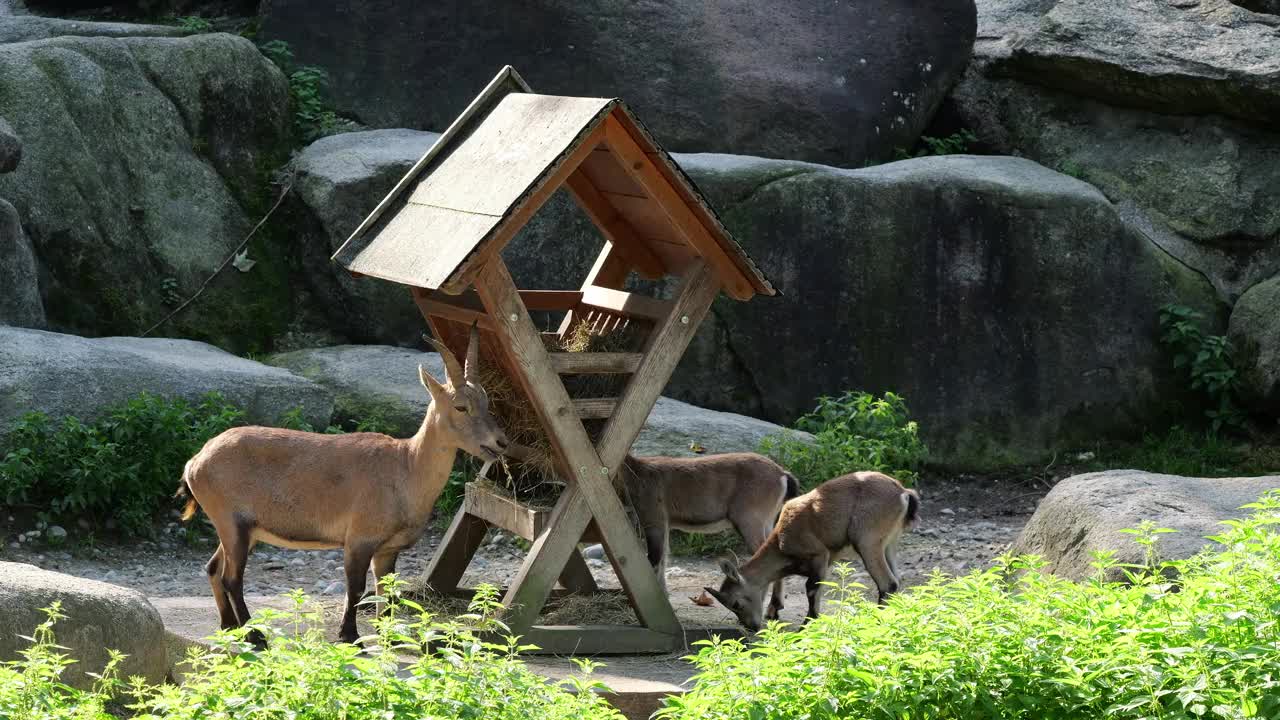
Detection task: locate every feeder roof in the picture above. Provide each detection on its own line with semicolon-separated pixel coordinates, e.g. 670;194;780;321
332;66;774;300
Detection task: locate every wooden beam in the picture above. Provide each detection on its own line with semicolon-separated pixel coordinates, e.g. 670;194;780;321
601;114;753;300
413;289;495;330
565;171;665;280
571;397;618;419
499;484;596;633
580;285;671;322
519;290;583;312
466;482;551;540
472;259;680;636
444;125;607;294
422;508;489;593
595;261;720;471
548;352;643;374
557;242;631;337
515;625;678;655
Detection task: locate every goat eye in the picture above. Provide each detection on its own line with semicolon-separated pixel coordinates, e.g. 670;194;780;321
453;404;468;413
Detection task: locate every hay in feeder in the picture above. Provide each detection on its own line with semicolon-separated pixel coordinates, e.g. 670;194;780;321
538;591;638;625
477;318;649;504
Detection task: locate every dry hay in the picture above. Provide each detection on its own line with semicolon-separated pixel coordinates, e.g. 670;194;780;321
538;591;638;625
476;319;649;504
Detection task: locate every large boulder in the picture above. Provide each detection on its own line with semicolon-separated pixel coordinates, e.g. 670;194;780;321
264;344;808;455
0;561;169;689
259;0;977;167
1011;471;1280;582
0;14;183;43
0;327;334;436
0;32;291;350
947;0;1280;301
0;198;44;327
664;154;1220;465
0;116;19;173
1229;274;1280;415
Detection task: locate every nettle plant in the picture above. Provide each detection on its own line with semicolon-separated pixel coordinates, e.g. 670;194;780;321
759;391;926;489
1158;303;1245;433
662;492;1280;719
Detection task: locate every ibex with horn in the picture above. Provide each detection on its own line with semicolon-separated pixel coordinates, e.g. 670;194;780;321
177;324;508;644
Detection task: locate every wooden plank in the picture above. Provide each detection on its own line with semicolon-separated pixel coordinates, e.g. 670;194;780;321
581;285;672;322
422;509;490;593
516;625;678;655
500;484;596;633
548;352;642;374
409;95;614;217
579;147;647;197
444;122;609;293
472;260;680;636
595;261;720;473
413;290;495;330
346;202;502;290
519;290;583;312
572;397;618;419
557;242;632;337
599;192;681;244
565;171;665;279
602;113;754;300
466;482;549;540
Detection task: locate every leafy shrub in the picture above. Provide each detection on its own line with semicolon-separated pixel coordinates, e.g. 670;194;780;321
1159;303;1245;433
1088;425;1280;477
759;391;926;488
2;585;622;720
257;39;344;144
0;393;243;535
661;492;1280;719
894;129;978;160
0;603;121;720
173;15;213;34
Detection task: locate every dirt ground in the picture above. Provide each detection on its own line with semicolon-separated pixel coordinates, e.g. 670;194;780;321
0;476;1046;630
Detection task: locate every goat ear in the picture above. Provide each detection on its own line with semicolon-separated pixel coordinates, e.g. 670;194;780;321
419;364;447;401
718;558;742;584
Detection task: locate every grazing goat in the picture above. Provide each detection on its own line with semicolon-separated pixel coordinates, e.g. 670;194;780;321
706;471;919;631
177;324;508;644
623;452;799;619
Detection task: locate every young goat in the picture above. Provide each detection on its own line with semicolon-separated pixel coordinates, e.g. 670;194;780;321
623;452;799;618
706;471;919;631
177;324;508;644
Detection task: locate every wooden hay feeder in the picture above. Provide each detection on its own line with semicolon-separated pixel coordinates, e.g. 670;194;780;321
332;66;775;655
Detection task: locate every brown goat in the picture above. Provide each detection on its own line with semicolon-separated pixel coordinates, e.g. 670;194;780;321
622;452;799;619
177;325;508;644
706;471;919;631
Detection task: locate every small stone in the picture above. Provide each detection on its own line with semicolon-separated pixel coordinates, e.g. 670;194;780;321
588;558;605;568
939;508;955;516
7;543;18;550
103;570;118;581
289;557;306;567
46;526;67;543
917;527;940;538
261;562;285;571
323;581;343;595
583;543;605;560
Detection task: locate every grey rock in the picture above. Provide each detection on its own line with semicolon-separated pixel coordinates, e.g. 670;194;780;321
291;129;440;346
0;15;183;44
0;116;18;173
265;345;445;436
978;0;1280;126
0;327;334;437
1228;274;1280;414
0;562;168;688
950;0;1280;302
0;33;290;347
0;198;44;328
582;543;605;561
45;525;66;542
261;0;977;166
1012;470;1280;582
631;397;812;459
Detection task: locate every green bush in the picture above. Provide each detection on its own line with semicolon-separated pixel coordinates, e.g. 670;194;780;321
662;493;1280;719
257;39;344;144
1159;303;1245;434
0;393;243;535
758;391;926;489
1088;425;1280;478
1;585;622;720
894;130;978;160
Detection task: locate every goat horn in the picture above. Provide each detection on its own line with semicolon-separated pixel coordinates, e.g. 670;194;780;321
464;321;480;384
423;332;465;390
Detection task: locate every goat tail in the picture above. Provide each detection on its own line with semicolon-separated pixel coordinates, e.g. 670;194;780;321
782;472;801;501
901;489;921;530
175;461;200;522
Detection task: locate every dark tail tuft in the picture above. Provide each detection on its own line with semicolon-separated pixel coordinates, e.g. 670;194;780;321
783;472;800;501
175;461;199;522
903;489;920;529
